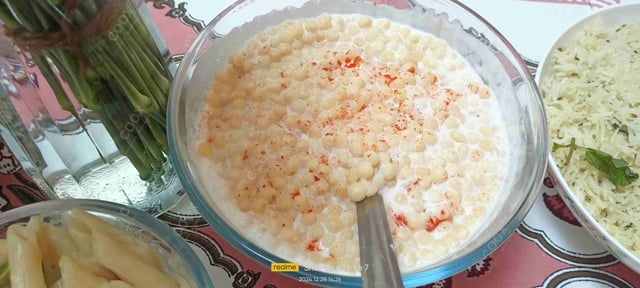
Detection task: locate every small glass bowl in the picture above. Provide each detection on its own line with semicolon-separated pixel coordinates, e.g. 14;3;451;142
0;199;214;288
168;0;549;286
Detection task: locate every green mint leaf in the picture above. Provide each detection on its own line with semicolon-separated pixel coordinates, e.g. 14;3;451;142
584;148;638;186
611;157;628;168
552;138;637;186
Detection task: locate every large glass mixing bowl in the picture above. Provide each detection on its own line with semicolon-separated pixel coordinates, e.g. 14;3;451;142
168;0;548;286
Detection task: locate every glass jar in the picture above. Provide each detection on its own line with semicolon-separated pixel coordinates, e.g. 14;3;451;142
0;0;183;214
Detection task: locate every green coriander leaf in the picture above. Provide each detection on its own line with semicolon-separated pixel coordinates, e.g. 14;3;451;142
584;148;638;186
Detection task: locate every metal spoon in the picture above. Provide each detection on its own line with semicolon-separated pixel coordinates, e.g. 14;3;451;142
356;193;405;288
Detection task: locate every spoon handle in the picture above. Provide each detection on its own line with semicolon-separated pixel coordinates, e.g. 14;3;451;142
357;194;405;288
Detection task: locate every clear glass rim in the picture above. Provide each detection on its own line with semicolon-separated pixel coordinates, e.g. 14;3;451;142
168;0;549;286
0;199;215;288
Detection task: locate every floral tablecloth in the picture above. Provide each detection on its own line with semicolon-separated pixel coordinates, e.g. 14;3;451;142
2;0;640;287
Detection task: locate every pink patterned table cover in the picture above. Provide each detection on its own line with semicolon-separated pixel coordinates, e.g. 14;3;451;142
1;1;640;287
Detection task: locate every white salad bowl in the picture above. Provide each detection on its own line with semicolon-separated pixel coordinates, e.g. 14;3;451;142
536;3;640;275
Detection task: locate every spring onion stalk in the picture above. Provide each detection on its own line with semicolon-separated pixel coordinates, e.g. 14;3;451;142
0;0;173;180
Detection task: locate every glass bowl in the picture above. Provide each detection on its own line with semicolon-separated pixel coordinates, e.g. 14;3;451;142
168;0;548;286
0;199;214;288
536;3;640;275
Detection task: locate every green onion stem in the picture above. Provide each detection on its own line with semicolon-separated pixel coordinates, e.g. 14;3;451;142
29;1;54;31
0;0;172;180
31;53;77;115
126;8;157;55
0;3;21;29
6;0;41;32
120;31;169;108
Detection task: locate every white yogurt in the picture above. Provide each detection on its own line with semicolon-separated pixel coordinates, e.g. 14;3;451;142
194;14;510;275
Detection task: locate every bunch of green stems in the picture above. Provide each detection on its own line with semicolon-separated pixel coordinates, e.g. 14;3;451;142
0;0;171;180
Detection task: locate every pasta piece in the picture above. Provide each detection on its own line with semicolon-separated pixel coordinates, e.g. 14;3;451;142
27;217;61;285
6;225;47;288
172;276;192;288
47;224;119;283
74;256;118;281
0;260;8;288
72;209;162;270
101;280;134;288
65;216;93;256
59;255;108;288
92;231;178;288
49;279;64;288
47;225;80;258
0;239;7;265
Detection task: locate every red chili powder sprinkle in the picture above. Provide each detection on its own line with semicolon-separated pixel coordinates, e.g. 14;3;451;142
314;175;321;182
426;216;452;232
407;67;416;74
345;56;362;68
291;189;301;199
280;71;285;78
328;76;334;82
280;83;287;89
394;122;407;131
383;74;397;86
242;149;249;160
394;213;408;227
306;239;320;252
311;62;317;66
